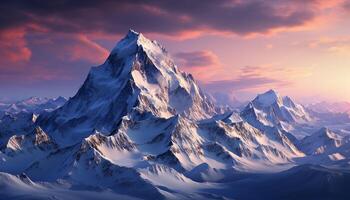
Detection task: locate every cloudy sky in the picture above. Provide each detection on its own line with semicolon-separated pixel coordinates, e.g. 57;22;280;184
1;0;350;103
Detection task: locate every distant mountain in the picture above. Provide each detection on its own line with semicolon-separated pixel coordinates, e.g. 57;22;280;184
240;89;314;138
306;101;350;129
0;96;67;115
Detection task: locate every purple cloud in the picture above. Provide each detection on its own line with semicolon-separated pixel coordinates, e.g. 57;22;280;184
174;51;219;68
0;0;319;36
203;65;291;92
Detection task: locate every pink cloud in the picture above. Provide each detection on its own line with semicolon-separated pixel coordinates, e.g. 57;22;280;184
0;28;32;63
66;34;109;63
308;36;350;56
175;50;220;68
202;65;313;94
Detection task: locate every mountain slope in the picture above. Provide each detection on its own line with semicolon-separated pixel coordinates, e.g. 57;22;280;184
208;164;350;200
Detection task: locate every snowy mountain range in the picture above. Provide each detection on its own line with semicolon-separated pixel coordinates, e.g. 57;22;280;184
1;30;350;200
0;96;67;116
0;97;67;148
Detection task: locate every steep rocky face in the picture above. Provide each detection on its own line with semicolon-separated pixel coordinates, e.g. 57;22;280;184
37;30;217;146
6;127;56;152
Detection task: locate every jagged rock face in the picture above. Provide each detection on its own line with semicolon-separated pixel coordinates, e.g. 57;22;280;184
6;127;54;151
37;30;217;146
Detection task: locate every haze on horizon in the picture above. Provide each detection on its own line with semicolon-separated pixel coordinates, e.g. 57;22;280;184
1;0;350;104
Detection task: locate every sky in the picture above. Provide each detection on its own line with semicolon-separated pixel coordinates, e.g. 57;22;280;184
1;0;350;103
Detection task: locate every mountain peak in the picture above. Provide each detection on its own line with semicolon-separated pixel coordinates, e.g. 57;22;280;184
124;29;146;43
266;89;278;95
254;89;281;107
127;29;140;37
264;89;280;98
111;29;155;55
111;29;168;60
54;96;67;101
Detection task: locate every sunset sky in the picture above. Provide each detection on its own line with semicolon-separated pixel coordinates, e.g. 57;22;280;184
1;0;350;103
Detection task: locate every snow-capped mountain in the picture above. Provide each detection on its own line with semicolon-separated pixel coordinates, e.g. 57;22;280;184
36;30;217;146
1;30;350;199
240;89;314;138
239;90;350;138
241;89;312;126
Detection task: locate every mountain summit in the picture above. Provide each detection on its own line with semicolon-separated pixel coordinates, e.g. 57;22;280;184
253;89;281;107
